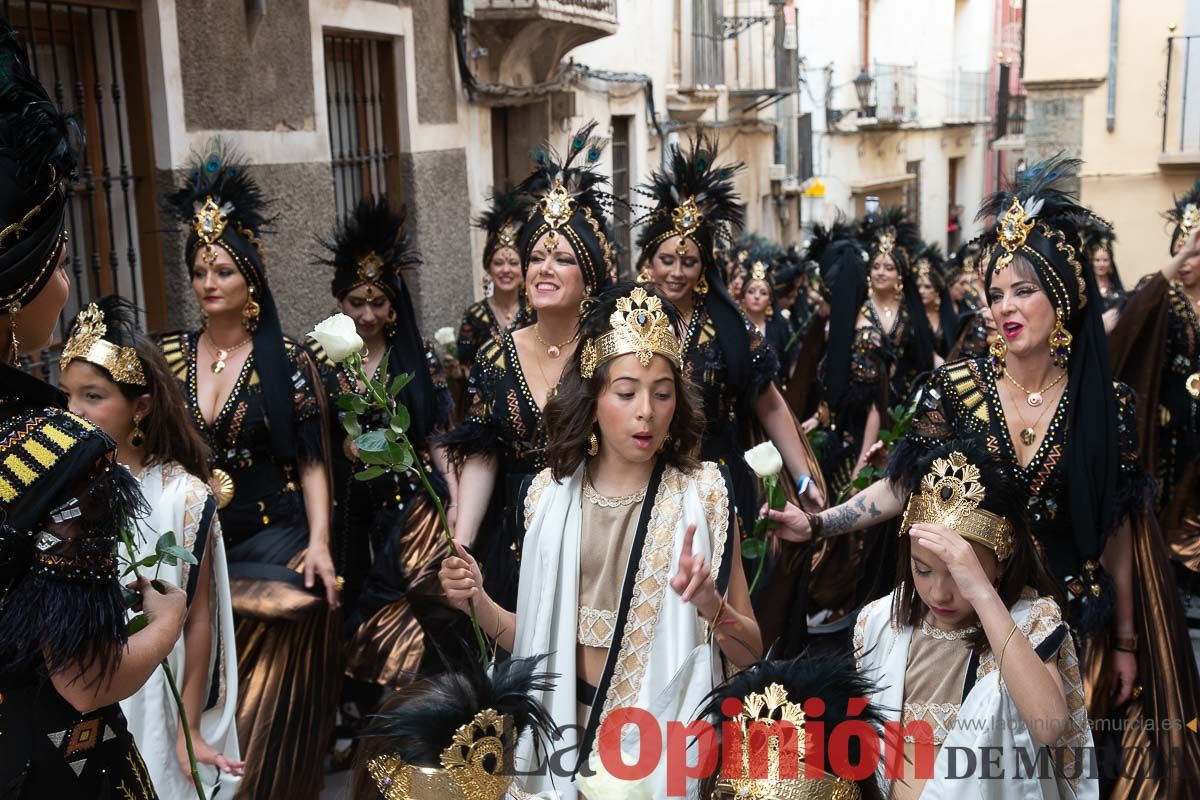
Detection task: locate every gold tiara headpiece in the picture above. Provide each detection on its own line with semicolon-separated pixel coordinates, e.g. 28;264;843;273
1177;203;1200;252
671;196;704;255
60;303;147;386
192;195;233;246
714;683;862;800
366;708;514;800
875;229;896;259
354;251;389;300
580;287;681;379
993;196;1041;272
899;451;1014;560
496;222;517;251
750;261;769;283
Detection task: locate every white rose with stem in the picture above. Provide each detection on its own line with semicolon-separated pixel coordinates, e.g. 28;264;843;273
117;526;206;799
743;441;787;594
314;315;489;663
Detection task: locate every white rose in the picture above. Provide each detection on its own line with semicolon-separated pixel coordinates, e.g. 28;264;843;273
744;441;783;479
434;326;457;347
308;313;364;363
780;307;791;320
576;755;653;800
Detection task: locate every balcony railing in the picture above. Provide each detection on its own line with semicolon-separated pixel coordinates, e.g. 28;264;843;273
1161;34;1200;163
1007;94;1026;136
946;68;988;122
858;63;918;126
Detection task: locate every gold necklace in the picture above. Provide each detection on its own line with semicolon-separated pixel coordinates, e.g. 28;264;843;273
1005;379;1060;447
205;331;252;374
534;324;578;359
1003;367;1065;408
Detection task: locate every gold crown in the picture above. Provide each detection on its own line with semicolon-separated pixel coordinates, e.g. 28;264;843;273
367;708;514;800
671;196;704;255
60;303;146;386
714;683;862;800
580;287;681;379
750;261;769;283
1178;203;1200;251
875;229;896;259
899;452;1014;560
496;222;517;251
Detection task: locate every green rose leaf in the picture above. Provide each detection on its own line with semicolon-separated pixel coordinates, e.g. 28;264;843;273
342;415;361;439
127;613;150;635
356;466;386;481
356;429;389;453
155;531;177;553
336;394;357;412
390;373;413;397
741;538;766;559
358;448;393;466
390;406;410;435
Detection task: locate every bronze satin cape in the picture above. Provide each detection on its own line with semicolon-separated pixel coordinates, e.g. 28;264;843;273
231;546;341;800
344;494;448;686
1105;273;1200;796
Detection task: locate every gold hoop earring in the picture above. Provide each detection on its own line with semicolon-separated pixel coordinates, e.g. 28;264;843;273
989;337;1007;376
695;273;709;296
130;414;145;448
1048;307;1072;369
587;431;599;457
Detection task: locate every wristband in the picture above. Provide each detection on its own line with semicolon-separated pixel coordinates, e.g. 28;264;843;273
804;510;824;540
795;474;813;496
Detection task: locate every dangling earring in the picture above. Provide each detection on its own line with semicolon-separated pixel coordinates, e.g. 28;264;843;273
130;414;145;448
1048;307;1073;369
765;304;774;319
385;308;397;338
587;431;599;457
658;433;671;454
695;272;709;296
6;305;20;366
243;287;261;332
483;273;494;299
200;308;210;328
989;337;1007;376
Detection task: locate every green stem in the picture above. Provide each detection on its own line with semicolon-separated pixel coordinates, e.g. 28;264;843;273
162;658;207;800
351;357;490;664
748;541;767;595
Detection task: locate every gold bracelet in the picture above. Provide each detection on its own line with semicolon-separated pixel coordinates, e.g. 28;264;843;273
998;622;1019;675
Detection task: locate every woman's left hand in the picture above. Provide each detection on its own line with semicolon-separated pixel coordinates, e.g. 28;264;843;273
909;523;996;605
305;541;339;608
669;524;721;619
1110;649;1138;706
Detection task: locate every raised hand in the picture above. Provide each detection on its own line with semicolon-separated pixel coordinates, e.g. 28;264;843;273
669;524;721;619
908;523;995;605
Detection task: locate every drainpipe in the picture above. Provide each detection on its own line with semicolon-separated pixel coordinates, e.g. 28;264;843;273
1106;0;1119;132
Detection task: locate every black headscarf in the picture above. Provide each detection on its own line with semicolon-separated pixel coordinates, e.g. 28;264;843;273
858;206;936;375
0;20;77;316
634;135;753;403
914;241;961;346
317;196;438;446
1166;183;1200;256
515;121;615;297
476;184;527;271
810;219;868;408
976;155;1118;561
167;141;297;464
1079;215;1125;293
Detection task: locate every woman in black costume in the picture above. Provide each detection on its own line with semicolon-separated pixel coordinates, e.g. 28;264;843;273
311;197;453;704
0;20;185;797
440;123;615;614
159;144;338;799
768;158;1200;799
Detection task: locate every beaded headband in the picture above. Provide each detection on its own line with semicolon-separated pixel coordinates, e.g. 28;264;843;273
366;708;514;800
899;451;1014;561
60;303;146;386
713;682;862;800
580;287;682;379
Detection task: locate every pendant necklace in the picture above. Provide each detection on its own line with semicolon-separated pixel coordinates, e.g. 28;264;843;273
205;331;252;374
1007;380;1058;448
1004;367;1065;408
534;324;578;359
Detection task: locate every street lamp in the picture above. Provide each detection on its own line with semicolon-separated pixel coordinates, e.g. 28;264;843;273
853;67;875;116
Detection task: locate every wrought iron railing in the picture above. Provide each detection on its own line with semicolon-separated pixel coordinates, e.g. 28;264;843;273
3;1;161;379
1162;34;1200;155
323;33;402;220
1007;93;1026;136
687;0;724;87
865;63;918;125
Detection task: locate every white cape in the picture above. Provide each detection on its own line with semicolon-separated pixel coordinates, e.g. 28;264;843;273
855;589;1097;800
120;463;241;799
511;462;732;799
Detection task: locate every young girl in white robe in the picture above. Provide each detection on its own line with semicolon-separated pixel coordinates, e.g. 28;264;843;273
854;440;1095;799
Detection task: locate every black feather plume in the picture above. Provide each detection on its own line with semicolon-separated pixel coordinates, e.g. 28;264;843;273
359;653;559;768
859;206;921;266
0;21;81;184
516;121;610;212
976;154;1086;231
636;134;745;243
316;196;419;274
804;216;857;269
474;184;528;239
166;138;272;234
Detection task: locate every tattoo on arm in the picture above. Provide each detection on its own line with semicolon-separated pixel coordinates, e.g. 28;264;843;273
821;496;868;537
